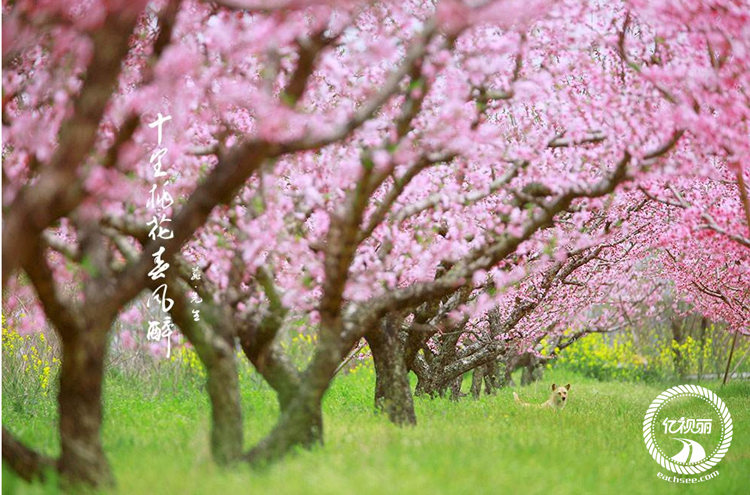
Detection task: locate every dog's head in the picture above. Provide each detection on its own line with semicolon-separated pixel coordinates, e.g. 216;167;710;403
551;383;571;407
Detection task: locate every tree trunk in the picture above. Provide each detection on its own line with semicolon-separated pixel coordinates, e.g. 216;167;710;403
238;326;301;412
244;330;355;466
521;353;543;386
169;285;244;466
57;330;113;487
450;376;463;401
412;354;431;397
501;359;515;387
671;317;687;379
365;322;417;426
698;317;708;381
205;347;243;465
436;332;461;398
429;340;506;395
2;427;56;482
501;352;524;387
243;386;323;466
484;361;499;394
471;366;484;399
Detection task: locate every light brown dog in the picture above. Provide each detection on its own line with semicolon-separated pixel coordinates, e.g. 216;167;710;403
513;383;571;410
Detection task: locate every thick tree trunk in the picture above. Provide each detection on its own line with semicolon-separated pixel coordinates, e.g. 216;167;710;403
205;348;243;465
244;330;358;466
169;283;244;466
57;330;113;487
244;386;323;466
365;323;417;426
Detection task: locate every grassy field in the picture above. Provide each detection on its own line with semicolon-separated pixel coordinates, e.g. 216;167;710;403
2;365;748;495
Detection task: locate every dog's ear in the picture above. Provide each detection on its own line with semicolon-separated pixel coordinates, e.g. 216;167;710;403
565;383;571;390
551;383;557;391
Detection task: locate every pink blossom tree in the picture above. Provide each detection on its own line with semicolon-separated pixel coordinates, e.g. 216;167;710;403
2;0;748;489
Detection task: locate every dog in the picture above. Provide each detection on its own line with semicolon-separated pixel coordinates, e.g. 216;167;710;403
513;383;570;410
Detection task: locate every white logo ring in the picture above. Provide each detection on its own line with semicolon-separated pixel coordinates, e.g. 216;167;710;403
643;384;732;475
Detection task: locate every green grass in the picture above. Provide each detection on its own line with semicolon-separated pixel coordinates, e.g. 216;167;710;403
2;366;749;495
